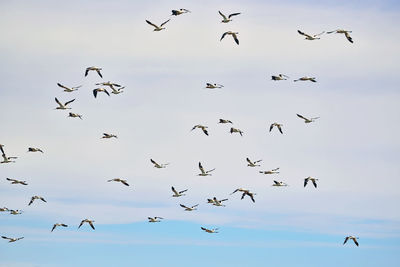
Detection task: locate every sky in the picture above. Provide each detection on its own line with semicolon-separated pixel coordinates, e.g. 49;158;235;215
0;0;399;266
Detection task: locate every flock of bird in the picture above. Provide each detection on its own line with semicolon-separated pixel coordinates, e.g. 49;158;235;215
1;7;360;248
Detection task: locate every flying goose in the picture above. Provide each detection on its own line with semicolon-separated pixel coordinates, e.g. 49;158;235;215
1;144;17;163
93;88;110;98
220;31;239;45
146;19;170;31
95;81;122;90
259;167;280;174
51;223;68;232
0;207;9;212
294;77;317;82
304;177;318;188
272;180;288;187
68;112;83;120
2;236;24;243
326;29;353;43
271;74;289;81
180;204;199;211
171;186;188;197
6;178;28;185
201;227;219;233
110;87;125;95
28;147;43;153
296;114;319;123
269;123;283;134
54;97;75;110
230;127;243;136
107;178;129;186
102;133;118;139
85;67;103;78
171;9;190;16
218;11;241;23
297;30;325;40
9;209;23;215
246;157;262;167
78;219;95;230
219;119;233;124
28;196;47;206
230;188;256;203
191;125;209;136
148;217;163;223
343;236;359;246
211;197;228;207
206;83;224;89
150;159;169;168
57;83;81;92
198;162;215;176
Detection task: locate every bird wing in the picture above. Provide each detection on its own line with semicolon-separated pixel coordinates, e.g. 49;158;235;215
206;168;215;174
297;30;312;38
249;194;255;203
180;204;188;209
218;11;227;20
304;178;308;187
232;33;239;45
57;83;69;90
179;189;188;194
220;32;228;41
277;125;283;134
254;159;262;163
201;227;207;231
78;220;84;228
345;32;353;43
326;30;337;34
228;12;241;18
65;99;75;106
246;158;253;165
121;180;129;186
28;197;34;205
89;221;95;230
40;197;47;202
202;128;209;136
343;237;349;245
297;114;308;121
353;239;359;246
230;189;239;195
6;178;16;182
85;68;89;77
269;124;274;132
160;19;170;27
198;162;205;174
55;97;62;107
61;224;68;227
220;198;228;202
314;31;325;37
171;186;178;195
312;179;317;188
273;180;280;185
272;167;280;171
51;224;57;232
93;89;98;98
96;69;103;78
1;236;11;240
146;20;158;28
103;89;110;96
192;204;199;208
241;192;246;199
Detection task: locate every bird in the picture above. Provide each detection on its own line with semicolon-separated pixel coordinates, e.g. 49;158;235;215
68;112;83;120
2;236;24;243
0;145;18;164
171;186;188;197
78;219;95;230
93;88;110;98
85;67;103;78
191;125;209;136
296;114;320;123
171;9;190;16
343;236;359;246
294;77;317;82
198;162;215;176
220;31;239;45
205;83;224;89
57;83;81;92
102;133;118;139
9;209;23;215
269;123;283;134
28;196;47;206
304;177;318;188
272;180;288;187
148;217;163;223
218;11;241;23
6;178;28;185
28;147;43;153
246;157;262;167
107;178;129;186
54;97;75;110
180;204;199;211
230;127;243;136
0;207;9;212
211;197;228;207
259;167;280;174
201;227;219;233
271;74;289;81
51;223;68;232
146;19;170;31
230;188;256;203
218;119;233;124
95;81;122;90
150;159;169;168
326;29;353;43
297;30;325;40
110;87;125;95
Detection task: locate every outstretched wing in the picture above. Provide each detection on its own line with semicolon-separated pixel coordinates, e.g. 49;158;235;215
232;33;239;45
57;83;69;90
96;69;103;78
171;186;178;195
246;158;253;165
146;20;158;28
297;114;308;121
228;12;241;18
218;11;227;20
198;162;205;174
160;19;170;27
220;32;228;41
312;179;317;188
64;99;75;106
297;30;312;38
345;32;353;43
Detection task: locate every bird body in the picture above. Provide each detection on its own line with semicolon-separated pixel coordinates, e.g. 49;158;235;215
191;125;209;136
171;9;190;16
2;236;24;243
95;81;122;90
102;133;118;139
201;227;219;233
68;112;83;120
272;180;288;187
28;196;47;206
230;127;243;136
107;178;129;186
269;123;283;134
51;223;68;232
343;236;359;246
148;217;163;222
220;31;239;45
206;83;224;89
93;88;110;98
271;74;289;81
219;119;233;124
218;11;241;23
294;77;316;82
180;204;199;211
85;67;103;78
28;147;43;153
78;219;95;230
6;178;28;185
210;197;228;207
259;167;280;174
231;188;256;202
304;176;318;188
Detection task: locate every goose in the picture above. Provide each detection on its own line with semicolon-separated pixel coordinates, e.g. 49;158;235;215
343;236;359;246
191;125;209;136
9;209;23;215
102;133;118;139
148;217;163;223
93;88;110;98
198;162;215;176
171;186;188;197
297;30;325;40
95;81;122;90
272;180;288;187
304;177;318;188
218;11;241;23
230;188;256;203
68;112;83;120
54;97;75;110
246;157;262;167
146;19;170;31
171;9;190;16
107;178;129;186
206;83;224;89
2;236;24;243
326;29;353;43
269;123;283;134
28;195;47;206
294;77;317;82
150;159;169;168
78;219;95;230
110;87;125;95
201;227;219;233
28;147;43;153
57;83;81;92
85;66;103;78
0;207;9;212
1;144;18;163
211;197;228;207
51;223;68;232
6;178;28;185
230;127;243;136
271;74;289;81
296;114;319;123
180;204;199;211
219;119;233;124
220;31;239;45
259;167;280;174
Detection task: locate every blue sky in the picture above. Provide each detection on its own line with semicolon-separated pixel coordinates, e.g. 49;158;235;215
1;0;400;266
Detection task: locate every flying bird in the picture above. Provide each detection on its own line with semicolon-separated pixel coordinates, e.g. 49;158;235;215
210;197;228;207
294;77;317;82
198;162;215;176
1;146;18;163
271;74;289;81
51;223;68;232
296;114;319;123
230;127;243;136
171;9;190;16
9;210;23;215
148;217;163;222
218;11;241;23
1;236;24;243
95;81;122;90
150;159;169;169
146;19;170;31
57;83;81;92
206;83;224;89
28;196;47;206
54;97;75;110
171;186;188;197
343;236;359;246
93;88;110;98
269;123;283;134
78;219;95;230
107;178;129;186
28;147;43;153
259;167;280;174
326;29;353;43
6;178;28;185
220;31;239;45
191;125;209;136
201;227;219;233
272;180;288;187
102;133;118;139
230;188;256;203
110;87;125;95
304;177;318;188
297;30;325;40
0;207;9;212
180;204;199;211
68;112;83;120
85;67;103;78
246;157;262;167
218;119;233;124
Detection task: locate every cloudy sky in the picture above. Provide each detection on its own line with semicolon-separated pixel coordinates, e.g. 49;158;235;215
1;0;399;266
